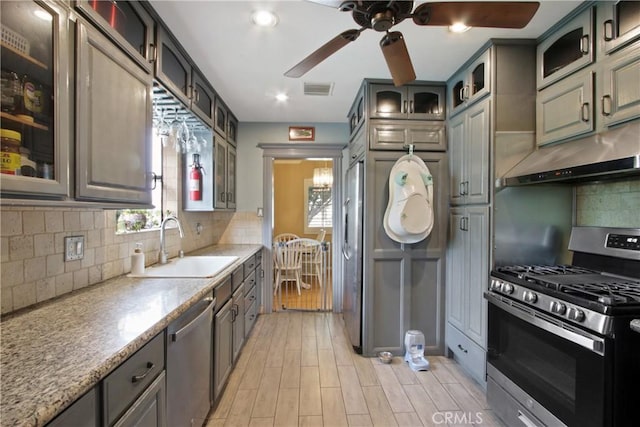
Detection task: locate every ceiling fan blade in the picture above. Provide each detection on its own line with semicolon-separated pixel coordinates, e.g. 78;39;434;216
380;32;416;87
285;29;362;78
413;2;540;29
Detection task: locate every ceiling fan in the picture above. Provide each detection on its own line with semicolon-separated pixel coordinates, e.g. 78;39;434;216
284;1;540;86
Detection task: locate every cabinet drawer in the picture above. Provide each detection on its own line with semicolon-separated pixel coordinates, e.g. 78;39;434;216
244;284;257;308
214;276;232;308
369;121;446;151
244;270;256;293
243;255;256;277
231;266;244;291
445;322;486;385
103;332;165;426
244;301;258;338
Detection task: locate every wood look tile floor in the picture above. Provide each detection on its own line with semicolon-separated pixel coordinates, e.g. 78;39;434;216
206;312;505;427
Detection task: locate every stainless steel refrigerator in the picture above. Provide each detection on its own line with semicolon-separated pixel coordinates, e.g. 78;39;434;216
342;160;364;353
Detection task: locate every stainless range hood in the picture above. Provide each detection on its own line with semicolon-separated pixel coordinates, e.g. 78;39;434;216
499;121;640;187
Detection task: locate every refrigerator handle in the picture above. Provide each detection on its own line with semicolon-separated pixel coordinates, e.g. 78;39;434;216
343;198;351;260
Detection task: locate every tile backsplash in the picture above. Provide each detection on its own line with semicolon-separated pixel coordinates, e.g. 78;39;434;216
0;207;262;315
576;178;640;227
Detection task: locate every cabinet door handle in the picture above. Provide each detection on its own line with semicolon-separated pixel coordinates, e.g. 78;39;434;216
464;181;469;196
580;35;590;55
403;100;408;114
228;192;233;203
457;344;468;354
601;95;612;116
581;102;590;122
459;217;468;231
459;182;465;196
131;362;155;383
409;100;414;114
462;85;470;100
603;19;614;42
148;43;156;63
221;192;226;202
193;88;200;103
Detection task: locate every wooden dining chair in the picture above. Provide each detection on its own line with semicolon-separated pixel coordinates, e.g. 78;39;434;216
273;239;304;295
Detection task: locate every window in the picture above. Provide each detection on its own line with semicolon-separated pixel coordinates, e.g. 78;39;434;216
304;178;332;234
116;133;163;233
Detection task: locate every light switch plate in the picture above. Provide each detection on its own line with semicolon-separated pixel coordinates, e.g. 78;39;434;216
65;236;84;261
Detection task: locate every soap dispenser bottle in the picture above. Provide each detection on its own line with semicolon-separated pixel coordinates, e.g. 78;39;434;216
132;242;145;275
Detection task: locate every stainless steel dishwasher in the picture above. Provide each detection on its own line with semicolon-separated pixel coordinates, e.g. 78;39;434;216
167;295;215;427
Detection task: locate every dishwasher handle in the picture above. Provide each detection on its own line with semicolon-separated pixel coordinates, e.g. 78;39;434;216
171;297;215;342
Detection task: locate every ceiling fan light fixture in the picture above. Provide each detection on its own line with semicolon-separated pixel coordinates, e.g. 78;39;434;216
449;22;471;33
251;10;278;27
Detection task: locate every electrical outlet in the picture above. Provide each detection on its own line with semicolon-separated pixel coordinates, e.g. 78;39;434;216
65;236;84;261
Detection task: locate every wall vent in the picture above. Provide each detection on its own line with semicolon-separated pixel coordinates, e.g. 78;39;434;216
304;82;334;96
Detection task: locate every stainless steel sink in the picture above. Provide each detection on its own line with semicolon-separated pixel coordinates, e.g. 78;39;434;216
129;256;238;278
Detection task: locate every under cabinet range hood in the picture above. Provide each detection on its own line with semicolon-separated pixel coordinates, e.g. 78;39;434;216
499;121;640;187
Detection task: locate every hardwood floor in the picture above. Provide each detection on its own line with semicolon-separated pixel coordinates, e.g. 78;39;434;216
206;312;504;427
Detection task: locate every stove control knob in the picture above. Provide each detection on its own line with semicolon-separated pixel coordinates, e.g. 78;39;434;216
523;291;538;303
567;307;585;322
490;279;500;291
501;283;514;294
550;301;566;315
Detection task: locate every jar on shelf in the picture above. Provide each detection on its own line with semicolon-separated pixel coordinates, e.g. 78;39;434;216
20;75;43;122
1;129;22;175
19;147;36;177
1;70;22;113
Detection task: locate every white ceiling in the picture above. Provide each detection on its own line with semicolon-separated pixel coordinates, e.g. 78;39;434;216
148;0;580;124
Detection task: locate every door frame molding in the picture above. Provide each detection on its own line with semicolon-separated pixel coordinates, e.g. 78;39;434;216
258;143;346;313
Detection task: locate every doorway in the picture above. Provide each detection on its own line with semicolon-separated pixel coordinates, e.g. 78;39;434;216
273;159;333;311
259;143;344;314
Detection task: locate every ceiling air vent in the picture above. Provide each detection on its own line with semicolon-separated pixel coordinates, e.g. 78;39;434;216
304;82;334;96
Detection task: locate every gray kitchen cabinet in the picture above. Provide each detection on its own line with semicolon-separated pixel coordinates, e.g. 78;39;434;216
103;332;165;426
368;83;446;121
537;6;595;90
190;69;215;127
155;25;190;108
75;0;155;74
448;98;490;205
232;283;245;363
227;112;238;147
597;1;640;56
214;135;236;210
600;43;640;127
243;251;262;337
362;151;448;356
0;0;71;199
448;48;491;117
75;20;153;204
113;372;166;427
445;40;536;386
214;97;228;138
213;298;233;402
446;206;490;349
369;120;446;151
348;83;366;137
47;387;99;427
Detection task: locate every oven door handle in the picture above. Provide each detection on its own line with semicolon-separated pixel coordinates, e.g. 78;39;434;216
486;293;605;356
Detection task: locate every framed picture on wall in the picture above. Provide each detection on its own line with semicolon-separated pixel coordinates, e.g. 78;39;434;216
289;126;315;141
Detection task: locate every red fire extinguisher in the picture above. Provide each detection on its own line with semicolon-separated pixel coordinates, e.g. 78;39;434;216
189;154;203;201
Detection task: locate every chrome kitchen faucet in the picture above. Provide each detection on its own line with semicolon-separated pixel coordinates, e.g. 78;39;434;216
159;215;184;264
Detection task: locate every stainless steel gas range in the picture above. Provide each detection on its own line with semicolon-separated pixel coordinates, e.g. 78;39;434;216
485;227;640;427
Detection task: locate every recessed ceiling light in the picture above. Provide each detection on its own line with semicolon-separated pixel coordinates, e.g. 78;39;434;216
275;93;288;102
449;22;471;33
34;9;52;21
251;10;278;27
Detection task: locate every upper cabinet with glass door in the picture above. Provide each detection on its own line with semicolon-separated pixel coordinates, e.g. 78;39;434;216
368;83;445;121
155;25;191;107
0;0;70;198
74;0;155;74
598;1;640;56
537;6;594;89
448;48;491;117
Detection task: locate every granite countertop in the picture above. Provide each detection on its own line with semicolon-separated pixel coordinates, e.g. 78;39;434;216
632;319;640;334
0;244;262;427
